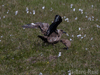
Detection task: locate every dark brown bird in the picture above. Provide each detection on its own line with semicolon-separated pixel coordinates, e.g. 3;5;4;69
22;24;71;49
22;22;49;35
60;39;71;49
38;30;71;49
22;15;71;49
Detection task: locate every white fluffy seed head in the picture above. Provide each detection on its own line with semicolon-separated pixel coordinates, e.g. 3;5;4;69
70;38;72;41
73;8;75;11
79;27;81;30
3;16;5;18
77;34;81;37
42;6;45;9
33;10;35;15
26;7;29;11
15;11;18;15
75;17;78;20
58;52;61;57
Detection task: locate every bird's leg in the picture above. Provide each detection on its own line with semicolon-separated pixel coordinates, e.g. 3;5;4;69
38;35;48;43
38;25;43;32
63;47;69;50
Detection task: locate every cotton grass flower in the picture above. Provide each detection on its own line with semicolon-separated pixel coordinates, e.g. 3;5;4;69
23;28;25;29
91;37;93;40
66;33;69;36
42;6;45;9
26;7;29;11
33;10;35;15
3;16;5;18
75;17;78;20
15;11;18;15
27;11;29;13
64;16;66;18
72;35;74;37
79;9;83;14
67;20;69;22
70;4;73;8
85;12;87;14
88;17;91;21
85;48;88;50
68;70;71;75
58;52;61;57
2;5;4;7
50;7;53;11
96;25;100;28
7;10;9;14
77;34;81;37
30;12;32;14
92;16;94;18
81;37;83;39
91;5;93;8
81;11;83;14
70;38;72;41
96;19;98;21
86;16;88;18
12;58;14;59
65;18;69;22
39;72;43;75
79;8;81;11
73;8;75;11
91;16;94;21
65;18;68;21
1;36;3;38
96;25;99;27
26;7;29;13
84;34;86;37
92;19;94;21
10;34;13;36
79;27;81;30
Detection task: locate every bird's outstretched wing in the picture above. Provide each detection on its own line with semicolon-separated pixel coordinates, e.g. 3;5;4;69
22;22;49;35
22;23;37;28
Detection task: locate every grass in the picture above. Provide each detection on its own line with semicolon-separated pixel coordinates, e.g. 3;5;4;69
0;0;100;75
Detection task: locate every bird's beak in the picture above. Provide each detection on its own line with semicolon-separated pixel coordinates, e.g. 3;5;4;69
63;31;66;34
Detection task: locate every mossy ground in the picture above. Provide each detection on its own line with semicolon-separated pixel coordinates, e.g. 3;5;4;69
0;0;100;75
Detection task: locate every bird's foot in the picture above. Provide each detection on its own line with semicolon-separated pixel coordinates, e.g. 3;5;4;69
63;47;69;50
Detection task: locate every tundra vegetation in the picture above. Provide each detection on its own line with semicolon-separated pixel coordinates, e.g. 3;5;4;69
0;0;100;75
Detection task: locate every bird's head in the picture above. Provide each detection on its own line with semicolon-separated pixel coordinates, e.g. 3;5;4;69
54;15;62;24
57;29;66;34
